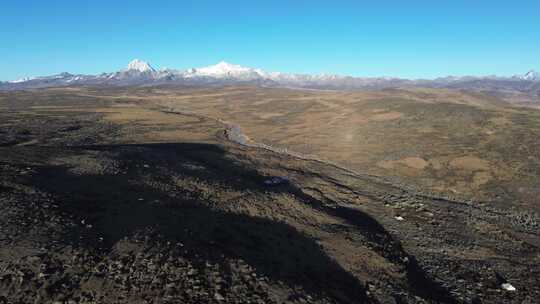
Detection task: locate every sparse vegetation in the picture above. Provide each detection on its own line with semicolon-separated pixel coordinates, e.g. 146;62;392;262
1;86;539;303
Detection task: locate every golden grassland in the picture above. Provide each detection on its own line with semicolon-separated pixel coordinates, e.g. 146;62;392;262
3;86;540;210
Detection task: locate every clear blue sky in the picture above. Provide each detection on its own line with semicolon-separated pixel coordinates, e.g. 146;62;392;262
1;0;539;81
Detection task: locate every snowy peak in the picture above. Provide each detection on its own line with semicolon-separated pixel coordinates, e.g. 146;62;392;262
521;70;540;81
199;61;250;73
191;61;264;79
127;59;155;73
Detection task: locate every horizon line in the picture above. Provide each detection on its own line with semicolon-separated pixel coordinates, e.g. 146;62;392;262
2;58;538;82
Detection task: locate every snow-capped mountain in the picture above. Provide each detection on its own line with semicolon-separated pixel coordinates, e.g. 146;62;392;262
0;59;348;89
102;59;169;83
185;61;265;80
519;70;539;81
1;59;539;98
127;59;155;73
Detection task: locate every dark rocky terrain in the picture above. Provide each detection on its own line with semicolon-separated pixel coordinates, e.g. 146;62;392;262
1;88;539;303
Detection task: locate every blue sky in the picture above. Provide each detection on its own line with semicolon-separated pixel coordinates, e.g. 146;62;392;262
1;0;539;81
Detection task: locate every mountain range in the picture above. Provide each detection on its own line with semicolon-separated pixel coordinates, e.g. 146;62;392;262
2;59;539;103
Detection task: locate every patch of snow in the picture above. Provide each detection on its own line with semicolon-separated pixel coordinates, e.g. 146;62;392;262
9;77;35;83
42;72;73;80
501;283;516;291
66;76;83;83
521;70;539;81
